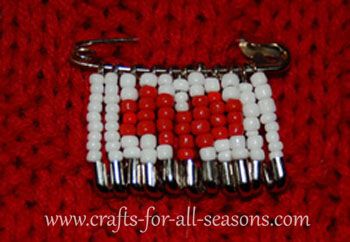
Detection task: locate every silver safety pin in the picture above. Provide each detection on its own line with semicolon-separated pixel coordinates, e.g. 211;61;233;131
71;37;290;74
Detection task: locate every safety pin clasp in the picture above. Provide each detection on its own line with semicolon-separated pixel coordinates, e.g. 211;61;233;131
238;39;290;72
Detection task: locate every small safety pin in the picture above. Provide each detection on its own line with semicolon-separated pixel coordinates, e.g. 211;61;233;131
70;37;290;73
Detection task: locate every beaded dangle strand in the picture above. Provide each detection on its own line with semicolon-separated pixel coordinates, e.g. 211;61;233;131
251;72;286;191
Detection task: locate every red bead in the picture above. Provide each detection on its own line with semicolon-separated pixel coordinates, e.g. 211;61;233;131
193;106;210;120
158;107;175;119
191;96;209;106
139;86;157;98
228;124;244;136
157;94;174;107
177;148;195;160
137;121;156;135
191;120;210;135
226;99;242;112
227;112;243;123
208;92;221;102
212;127;228;139
195;133;214;148
139;97;156;110
157;119;173;132
158;131;174;145
176;112;192;123
137;110;155;120
121;100;137;112
210;101;225;114
175;123;191;135
122;112;137;124
210;114;227;127
178;134;194;148
120;124;136;135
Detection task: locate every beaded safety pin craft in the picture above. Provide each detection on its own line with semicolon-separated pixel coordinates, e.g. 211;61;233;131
71;38;290;199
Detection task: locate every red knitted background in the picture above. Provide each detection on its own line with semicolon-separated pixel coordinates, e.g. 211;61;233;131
1;0;349;241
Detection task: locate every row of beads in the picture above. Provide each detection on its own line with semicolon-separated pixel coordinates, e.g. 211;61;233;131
86;74;104;162
251;73;283;160
221;73;248;160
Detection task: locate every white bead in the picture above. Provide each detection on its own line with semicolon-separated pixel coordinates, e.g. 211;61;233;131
250;149;265;160
175;92;188;103
87;150;102;162
268;141;283;151
121;135;139;148
108;150;123;161
157;145;173;160
105;72;118;84
265;121;279;131
250;71;268;87
140;134;156;148
120;73;136;87
247;135;263;149
255;84;272;99
189;84;204;97
199;147;216;161
87;112;101;122
269;151;283;160
105;113;119;122
87;122;103;132
222;86;240;101
104;95;119;103
105;104;119;114
121;87;138;100
243;103;260;117
105;122;119;131
243;117;260;131
106;141;121;152
229;135;246;149
140;149;157;164
89;73;104;85
232;149;249;159
89;93;103;102
88;131;102;141
175;102;189;111
105;131;120;142
104;87;118;95
239;83;253;92
90;83;104;93
204;78;220;92
214;139;230;152
266;131;280;143
258;98;276;114
188;71;204;85
240;92;255;104
173;78;189;91
221;72;239;88
260;112;277;124
123;147;141;159
140;73;157;87
218;150;232;162
159;85;175;95
88;101;102;112
87;140;101;150
158;74;172;85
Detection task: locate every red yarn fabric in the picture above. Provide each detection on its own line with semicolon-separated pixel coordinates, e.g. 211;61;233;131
0;0;349;241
